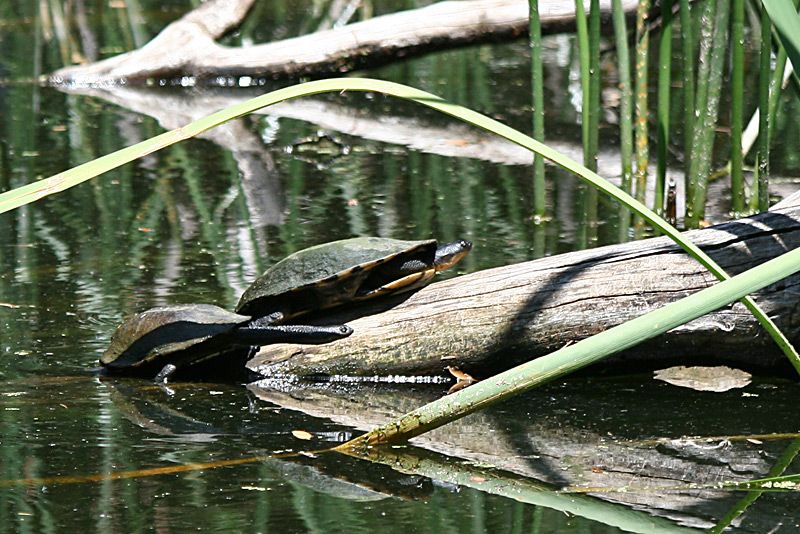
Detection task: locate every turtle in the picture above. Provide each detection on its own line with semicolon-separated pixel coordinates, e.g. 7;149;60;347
101;303;352;383
235;237;472;322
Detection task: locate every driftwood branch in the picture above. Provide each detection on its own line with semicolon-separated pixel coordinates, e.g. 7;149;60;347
50;0;638;85
248;193;800;378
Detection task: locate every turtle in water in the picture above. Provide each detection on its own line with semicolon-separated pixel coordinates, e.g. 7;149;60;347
101;303;352;383
236;237;472;322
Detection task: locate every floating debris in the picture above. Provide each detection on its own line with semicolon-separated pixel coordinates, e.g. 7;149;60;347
654;366;752;392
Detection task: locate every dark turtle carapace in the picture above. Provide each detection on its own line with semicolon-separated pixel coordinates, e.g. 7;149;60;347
100;303;351;383
102;237;470;383
236;237;472;322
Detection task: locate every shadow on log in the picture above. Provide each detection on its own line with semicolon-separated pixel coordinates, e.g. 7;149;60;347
248;193;800;379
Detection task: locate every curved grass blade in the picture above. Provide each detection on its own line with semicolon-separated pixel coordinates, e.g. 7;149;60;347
762;0;800;87
0;77;796;371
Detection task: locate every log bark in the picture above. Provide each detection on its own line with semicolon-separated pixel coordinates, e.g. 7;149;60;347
248;192;800;378
50;0;638;85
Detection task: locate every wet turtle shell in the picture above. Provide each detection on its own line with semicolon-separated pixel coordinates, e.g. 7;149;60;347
236;237;443;320
102;303;354;382
101;303;250;373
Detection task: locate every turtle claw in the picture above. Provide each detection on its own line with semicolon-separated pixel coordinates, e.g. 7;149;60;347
154;363;178;384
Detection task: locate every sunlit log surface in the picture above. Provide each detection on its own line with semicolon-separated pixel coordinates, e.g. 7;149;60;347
249;192;800;378
50;0;638;85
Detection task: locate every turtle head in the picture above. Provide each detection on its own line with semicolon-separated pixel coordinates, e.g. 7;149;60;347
433;239;472;271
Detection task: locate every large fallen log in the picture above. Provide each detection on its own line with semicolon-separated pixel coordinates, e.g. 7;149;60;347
50;0;639;85
248;192;800;378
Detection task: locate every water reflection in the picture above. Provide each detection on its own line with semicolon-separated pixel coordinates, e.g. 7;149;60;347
3;1;800;531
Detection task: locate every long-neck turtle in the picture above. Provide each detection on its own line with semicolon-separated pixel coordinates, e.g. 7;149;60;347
236;237;471;321
101;303;352;383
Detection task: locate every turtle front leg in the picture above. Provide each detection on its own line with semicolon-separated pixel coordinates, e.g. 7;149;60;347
247;312;285;328
154;363;178;384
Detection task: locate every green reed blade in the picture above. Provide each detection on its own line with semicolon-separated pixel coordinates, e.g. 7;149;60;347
688;0;729;225
757;2;772;211
574;0;591;168
634;0;650;217
588;0;600;173
680;0;695;213
656;0;674;216
762;0;800;87
731;0;745;215
611;0;633;238
529;0;546;218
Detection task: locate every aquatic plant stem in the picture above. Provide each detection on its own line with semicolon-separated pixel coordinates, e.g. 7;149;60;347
0;78;796;370
633;0;649;225
611;0;633;238
688;0;729;225
588;0;600;173
529;0;546;219
655;0;673;216
574;0;591;169
339;241;800;447
730;0;745;215
757;3;772;212
680;0;695;220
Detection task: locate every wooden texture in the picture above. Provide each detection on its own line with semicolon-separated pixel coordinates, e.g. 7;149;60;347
50;0;638;85
248;194;800;378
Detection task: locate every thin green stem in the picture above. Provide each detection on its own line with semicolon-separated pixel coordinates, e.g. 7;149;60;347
656;0;674;215
588;0;600;173
758;3;772;212
730;0;745;214
574;0;591;168
634;0;650;221
612;0;633;238
688;0;729;225
680;0;695;218
529;0;546;219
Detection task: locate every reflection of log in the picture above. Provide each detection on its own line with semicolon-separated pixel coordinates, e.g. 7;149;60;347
248;378;800;531
50;0;638;85
249;193;800;378
56;84;800;224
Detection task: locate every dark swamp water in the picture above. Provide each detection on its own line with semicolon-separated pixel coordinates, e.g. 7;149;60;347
2;1;800;532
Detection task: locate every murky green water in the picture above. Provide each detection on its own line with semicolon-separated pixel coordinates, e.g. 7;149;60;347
2;1;800;532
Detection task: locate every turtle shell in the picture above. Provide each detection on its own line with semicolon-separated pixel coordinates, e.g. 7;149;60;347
101;304;250;371
236;237;438;319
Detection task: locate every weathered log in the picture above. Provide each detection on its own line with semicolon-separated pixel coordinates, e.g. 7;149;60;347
248;193;800;378
50;0;638;85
